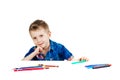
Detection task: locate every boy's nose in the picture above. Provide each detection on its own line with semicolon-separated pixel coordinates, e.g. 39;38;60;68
37;38;42;43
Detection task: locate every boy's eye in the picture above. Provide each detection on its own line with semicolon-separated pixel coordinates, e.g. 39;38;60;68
33;37;36;40
39;35;43;37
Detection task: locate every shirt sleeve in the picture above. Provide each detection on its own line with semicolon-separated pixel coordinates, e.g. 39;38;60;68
24;46;35;57
60;45;73;60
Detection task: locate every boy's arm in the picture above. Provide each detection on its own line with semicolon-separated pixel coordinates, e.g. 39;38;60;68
67;56;74;61
22;46;43;61
22;52;38;61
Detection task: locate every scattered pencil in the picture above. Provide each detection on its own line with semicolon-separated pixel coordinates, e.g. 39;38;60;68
13;64;59;72
38;64;59;68
14;67;44;72
71;60;87;64
85;64;112;69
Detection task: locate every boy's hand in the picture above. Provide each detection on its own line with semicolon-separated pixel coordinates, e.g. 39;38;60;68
34;46;43;55
79;57;89;61
22;46;43;61
70;56;89;61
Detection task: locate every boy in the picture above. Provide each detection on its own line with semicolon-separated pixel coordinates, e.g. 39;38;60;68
22;19;88;61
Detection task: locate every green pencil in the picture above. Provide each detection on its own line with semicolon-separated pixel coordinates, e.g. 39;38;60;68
71;60;86;64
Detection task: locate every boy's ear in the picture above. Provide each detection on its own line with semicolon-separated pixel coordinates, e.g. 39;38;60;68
48;31;51;37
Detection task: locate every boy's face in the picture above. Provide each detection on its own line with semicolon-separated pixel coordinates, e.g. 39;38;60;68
30;27;51;49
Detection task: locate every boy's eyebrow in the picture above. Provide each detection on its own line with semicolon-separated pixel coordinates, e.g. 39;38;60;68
32;36;36;39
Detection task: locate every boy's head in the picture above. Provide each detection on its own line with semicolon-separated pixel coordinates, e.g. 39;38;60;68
29;19;50;32
29;20;51;49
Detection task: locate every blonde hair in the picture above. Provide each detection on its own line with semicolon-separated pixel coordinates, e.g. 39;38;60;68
29;19;50;32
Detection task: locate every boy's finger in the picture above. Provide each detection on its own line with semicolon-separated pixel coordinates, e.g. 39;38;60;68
79;57;89;61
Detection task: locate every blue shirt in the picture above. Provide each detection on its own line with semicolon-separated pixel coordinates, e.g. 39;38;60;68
24;40;73;61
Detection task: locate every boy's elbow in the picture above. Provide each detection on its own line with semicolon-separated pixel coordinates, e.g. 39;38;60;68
21;58;25;61
21;58;31;61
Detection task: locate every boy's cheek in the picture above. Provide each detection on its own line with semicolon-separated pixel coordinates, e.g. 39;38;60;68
33;41;37;45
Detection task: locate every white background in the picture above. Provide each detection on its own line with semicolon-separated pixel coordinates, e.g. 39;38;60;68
0;0;120;80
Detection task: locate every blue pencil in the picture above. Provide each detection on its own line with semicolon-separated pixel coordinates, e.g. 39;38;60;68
19;65;43;69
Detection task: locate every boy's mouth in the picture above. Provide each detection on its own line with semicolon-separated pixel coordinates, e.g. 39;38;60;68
37;43;44;46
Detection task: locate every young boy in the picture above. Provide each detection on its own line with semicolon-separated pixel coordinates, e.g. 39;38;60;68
22;19;88;61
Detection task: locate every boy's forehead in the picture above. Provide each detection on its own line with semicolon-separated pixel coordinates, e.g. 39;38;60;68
30;29;45;33
30;28;48;35
31;27;45;31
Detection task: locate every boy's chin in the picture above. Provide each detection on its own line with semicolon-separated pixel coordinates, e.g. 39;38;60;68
37;45;45;48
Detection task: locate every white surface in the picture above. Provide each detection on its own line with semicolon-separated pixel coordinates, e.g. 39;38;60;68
1;61;117;80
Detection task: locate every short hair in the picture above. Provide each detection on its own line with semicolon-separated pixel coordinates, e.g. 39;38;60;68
29;19;50;32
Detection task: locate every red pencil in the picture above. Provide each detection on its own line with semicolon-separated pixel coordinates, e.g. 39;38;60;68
14;67;44;72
